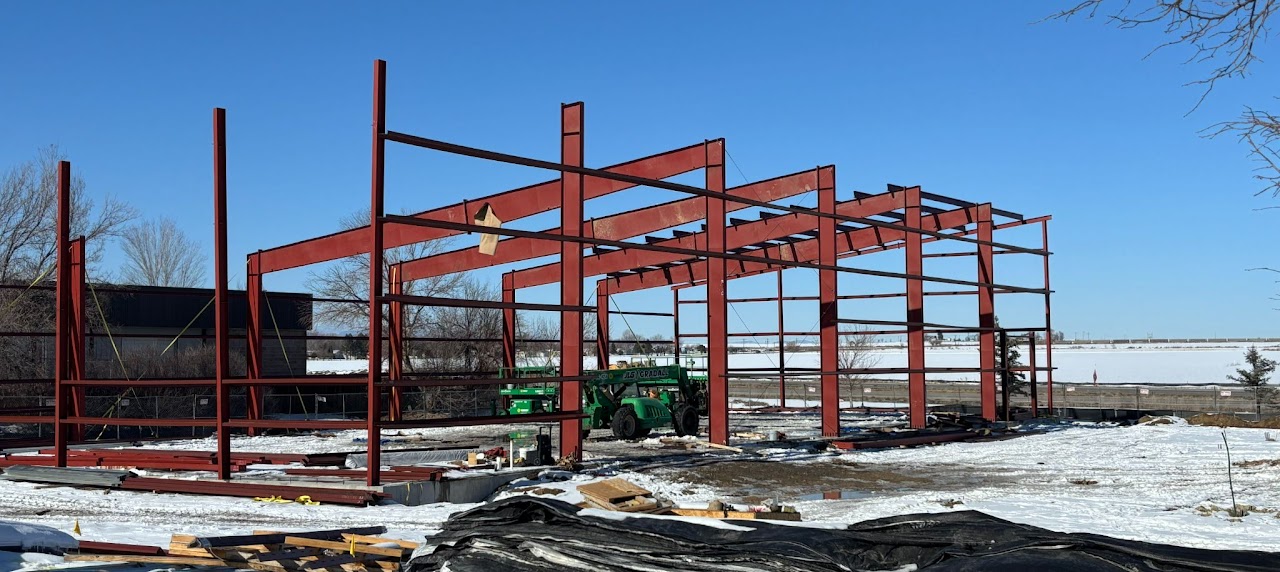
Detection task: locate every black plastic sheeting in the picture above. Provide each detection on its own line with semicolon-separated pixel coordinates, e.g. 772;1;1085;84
407;497;1280;572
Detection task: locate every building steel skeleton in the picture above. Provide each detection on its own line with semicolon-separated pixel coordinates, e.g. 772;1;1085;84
14;59;1052;487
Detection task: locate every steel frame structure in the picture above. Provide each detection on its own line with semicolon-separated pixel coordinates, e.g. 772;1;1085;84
11;59;1053;488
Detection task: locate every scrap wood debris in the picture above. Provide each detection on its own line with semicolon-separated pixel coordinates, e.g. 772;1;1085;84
65;525;418;571
574;477;799;520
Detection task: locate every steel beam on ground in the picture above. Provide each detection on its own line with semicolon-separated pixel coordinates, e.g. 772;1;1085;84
366;59;386;486
705;140;728;444
54;160;70;467
213;108;232;480
257;144;707;274
818;167;838;437
559;102;585;459
977;204;996;421
905;187;926;429
404;169;827;282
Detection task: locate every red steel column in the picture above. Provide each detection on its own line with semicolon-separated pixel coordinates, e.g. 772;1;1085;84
245;253;264;436
705;140;729;444
501;273;516;370
672;289;681;365
905;187;926;428
53;161;70;467
559;102;585;459
977;204;996;421
388;265;404;422
366;59;387;486
1042;220;1054;412
1029;333;1039;413
213;108;232;480
68;238;86;442
818;166;838;436
777;269;786;406
596;281;609;369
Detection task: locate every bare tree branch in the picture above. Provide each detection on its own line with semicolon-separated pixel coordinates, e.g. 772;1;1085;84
119;216;207;287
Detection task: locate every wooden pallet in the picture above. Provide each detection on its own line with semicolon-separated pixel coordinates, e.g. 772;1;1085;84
66;527;419;572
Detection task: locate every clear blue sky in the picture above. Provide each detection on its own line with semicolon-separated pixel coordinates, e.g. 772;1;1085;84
2;1;1276;339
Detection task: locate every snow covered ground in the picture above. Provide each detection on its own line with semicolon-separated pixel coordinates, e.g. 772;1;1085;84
308;342;1280;385
3;419;1280;569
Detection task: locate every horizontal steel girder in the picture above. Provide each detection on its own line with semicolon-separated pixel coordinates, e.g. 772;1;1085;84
254;142;708;273
398;167;825;281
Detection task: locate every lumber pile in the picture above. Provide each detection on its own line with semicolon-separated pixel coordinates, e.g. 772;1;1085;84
575;478;667;513
667;506;802;521
67;526;418;571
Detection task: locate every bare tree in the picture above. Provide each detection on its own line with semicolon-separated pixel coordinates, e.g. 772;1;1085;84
118;217;207;287
0;145;136;283
838;326;882;397
1050;1;1280;195
308;209;465;335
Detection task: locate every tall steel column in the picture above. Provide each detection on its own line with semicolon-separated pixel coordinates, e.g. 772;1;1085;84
245;253;263;436
53;161;70;467
905;186;926;428
558;102;585;459
1029;333;1039;413
366;60;387;486
818;166;838;436
213;108;232;480
977;204;996;421
672;288;681;365
388;266;404;422
1042;220;1054;412
777;270;786;406
68;238;85;442
704;140;729;444
501;273;516;370
596;281;609;369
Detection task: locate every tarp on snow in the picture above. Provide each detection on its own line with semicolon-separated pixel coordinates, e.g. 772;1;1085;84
406;497;1280;572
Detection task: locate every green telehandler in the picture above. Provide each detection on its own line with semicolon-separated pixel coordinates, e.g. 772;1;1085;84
582;364;707;439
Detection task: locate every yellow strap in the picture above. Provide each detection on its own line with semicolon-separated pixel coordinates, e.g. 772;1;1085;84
2;264;56;313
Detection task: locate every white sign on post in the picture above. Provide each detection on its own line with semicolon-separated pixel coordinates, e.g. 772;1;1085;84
1066;386;1076;392
1220;390;1232;397
863;387;873;394
1139;388;1150;395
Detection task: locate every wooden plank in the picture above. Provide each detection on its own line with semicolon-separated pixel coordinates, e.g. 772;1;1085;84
341;534;419;550
63;553;229;566
576;478;650;503
200;526;386;548
283;536;403;558
255;547;324;562
667;508;802;521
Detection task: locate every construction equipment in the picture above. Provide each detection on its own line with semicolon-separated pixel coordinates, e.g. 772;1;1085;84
583;364;707;439
494;365;560;416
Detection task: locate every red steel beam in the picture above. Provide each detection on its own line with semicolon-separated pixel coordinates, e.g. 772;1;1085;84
818;167;838;437
559;102;585;459
388;267;405;422
608;202;981;295
245;254;264;436
54;160;70;468
705;140;728;444
366;59;387;486
68;238;85;441
213;108;232;480
402;169;824;282
777;270;786;406
257;142;708;274
509;185;897;290
977;204;996;421
596;281;609;369
905;187;926;429
501;273;516;370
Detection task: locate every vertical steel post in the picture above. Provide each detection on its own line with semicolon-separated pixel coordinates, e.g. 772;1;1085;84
1041;220;1054;413
596;281;609;369
245;253;264;436
388;265;404;422
818;166;838;436
68;238;85;442
213;108;232;480
977;204;996;421
53;161;70;467
999;330;1010;422
672;288;681;365
705;140;729;444
905;187;926;428
501;273;516;370
777;270;786;406
558;102;585;459
366;60;387;486
1029;333;1039;414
